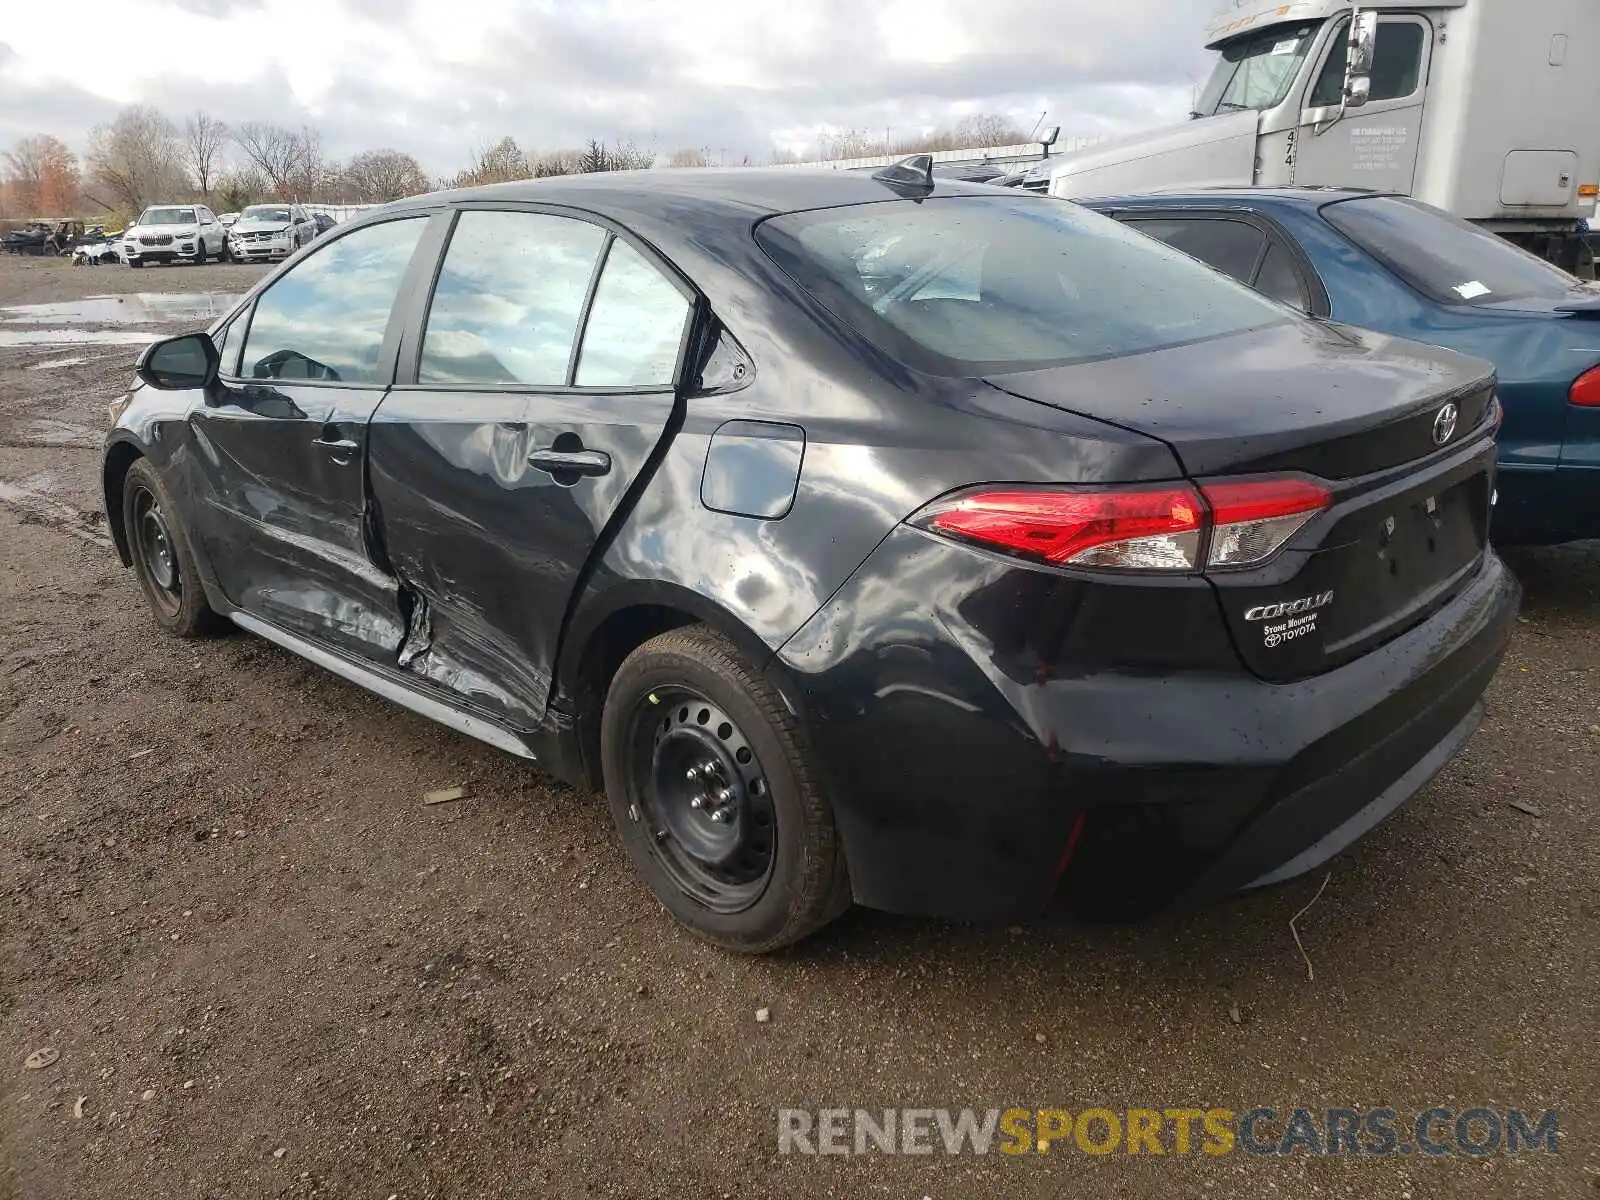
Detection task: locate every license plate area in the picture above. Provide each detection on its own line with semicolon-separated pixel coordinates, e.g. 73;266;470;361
1207;440;1494;683
1317;470;1488;657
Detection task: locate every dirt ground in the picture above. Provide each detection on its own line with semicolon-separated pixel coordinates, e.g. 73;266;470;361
0;252;1596;1199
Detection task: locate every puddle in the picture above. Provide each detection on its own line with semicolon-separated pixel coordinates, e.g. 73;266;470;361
0;329;159;347
0;292;238;327
26;356;92;370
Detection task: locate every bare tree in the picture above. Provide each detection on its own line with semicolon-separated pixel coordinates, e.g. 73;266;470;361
86;106;184;213
809;128;881;161
532;149;584;177
452;136;529;187
233;121;320;198
949;113;1028;147
287;128;326;200
216;166;267;213
341;149;430;202
666;147;710;168
3;134;81;213
182;111;229;197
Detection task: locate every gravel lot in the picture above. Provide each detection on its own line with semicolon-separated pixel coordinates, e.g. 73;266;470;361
1;252;1597;1199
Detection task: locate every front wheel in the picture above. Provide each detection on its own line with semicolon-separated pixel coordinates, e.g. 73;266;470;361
128;258;143;269
120;459;221;638
193;241;207;266
600;626;849;952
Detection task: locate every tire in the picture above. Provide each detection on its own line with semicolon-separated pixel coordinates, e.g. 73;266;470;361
120;459;221;638
600;625;849;952
194;241;206;266
128;258;144;269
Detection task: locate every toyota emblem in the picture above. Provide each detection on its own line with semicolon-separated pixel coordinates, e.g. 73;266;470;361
1432;402;1459;446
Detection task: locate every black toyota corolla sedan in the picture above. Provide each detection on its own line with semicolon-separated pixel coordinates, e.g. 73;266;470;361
104;163;1518;951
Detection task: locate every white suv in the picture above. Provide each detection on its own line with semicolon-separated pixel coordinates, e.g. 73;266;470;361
227;203;317;262
124;204;228;267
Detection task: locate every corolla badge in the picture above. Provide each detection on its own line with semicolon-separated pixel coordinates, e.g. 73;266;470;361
1244;591;1334;622
1246;590;1334;649
1432;402;1459;446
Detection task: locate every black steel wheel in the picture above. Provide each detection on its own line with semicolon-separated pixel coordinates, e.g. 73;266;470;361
120;458;220;637
632;687;777;913
601;625;850;952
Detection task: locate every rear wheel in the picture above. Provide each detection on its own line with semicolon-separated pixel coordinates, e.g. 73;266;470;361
600;626;849;952
121;459;220;638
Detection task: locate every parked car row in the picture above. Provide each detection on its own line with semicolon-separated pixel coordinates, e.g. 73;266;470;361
115;202;337;268
106;162;1554;952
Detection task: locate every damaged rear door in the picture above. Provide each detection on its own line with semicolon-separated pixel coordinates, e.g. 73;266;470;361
368;206;694;730
189;213;437;659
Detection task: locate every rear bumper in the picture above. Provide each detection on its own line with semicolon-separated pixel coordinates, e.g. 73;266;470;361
778;527;1520;921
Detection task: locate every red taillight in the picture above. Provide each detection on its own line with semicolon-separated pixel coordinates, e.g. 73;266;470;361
1571;366;1600;407
921;485;1204;570
914;476;1331;573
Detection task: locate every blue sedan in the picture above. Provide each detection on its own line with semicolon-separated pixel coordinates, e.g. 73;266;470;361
1084;189;1600;545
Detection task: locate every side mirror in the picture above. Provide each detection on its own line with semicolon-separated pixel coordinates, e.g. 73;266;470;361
137;333;219;390
1344;10;1379;109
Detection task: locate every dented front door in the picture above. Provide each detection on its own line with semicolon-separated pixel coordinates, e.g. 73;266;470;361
188;214;433;660
192;376;405;658
367;208;693;730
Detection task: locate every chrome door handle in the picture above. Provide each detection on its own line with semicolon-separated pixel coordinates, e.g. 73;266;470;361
313;433;359;462
527;447;611;477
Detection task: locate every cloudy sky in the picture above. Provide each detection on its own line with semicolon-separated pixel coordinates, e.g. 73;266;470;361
1;0;1222;173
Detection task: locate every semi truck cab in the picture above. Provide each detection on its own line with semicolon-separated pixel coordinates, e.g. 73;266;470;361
1043;0;1599;271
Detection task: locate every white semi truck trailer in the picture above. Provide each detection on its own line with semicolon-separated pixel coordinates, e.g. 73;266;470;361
1036;0;1600;271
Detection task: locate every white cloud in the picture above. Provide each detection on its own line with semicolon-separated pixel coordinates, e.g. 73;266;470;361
1;0;1223;172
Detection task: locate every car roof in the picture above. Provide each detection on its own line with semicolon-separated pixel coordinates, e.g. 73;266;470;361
1082;186;1395;210
388;167;1011;223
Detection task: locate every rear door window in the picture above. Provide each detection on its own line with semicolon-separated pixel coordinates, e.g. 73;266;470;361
756;196;1290;375
420;211;606;386
1121;217;1266;284
239;216;428;382
575;239;692;387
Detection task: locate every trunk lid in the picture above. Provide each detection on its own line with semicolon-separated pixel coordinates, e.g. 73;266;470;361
984;320;1496;479
985;319;1500;681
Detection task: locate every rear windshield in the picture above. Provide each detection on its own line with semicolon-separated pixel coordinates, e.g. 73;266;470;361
755;195;1290;375
141;207;196;225
1321;195;1583;306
